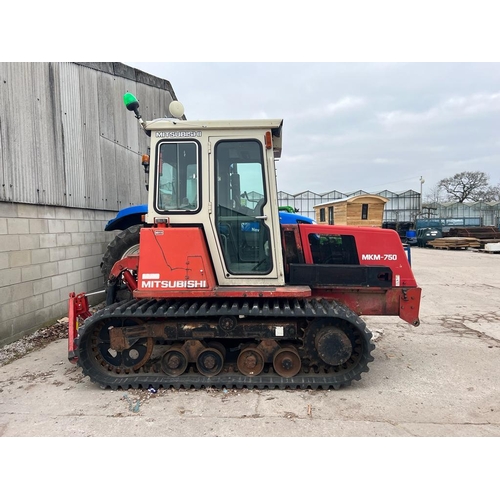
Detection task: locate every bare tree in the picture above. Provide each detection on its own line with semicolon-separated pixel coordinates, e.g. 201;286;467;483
476;184;500;202
438;171;498;202
424;185;444;204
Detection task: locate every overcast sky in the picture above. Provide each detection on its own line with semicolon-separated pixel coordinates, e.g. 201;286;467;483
6;1;498;200
126;62;500;199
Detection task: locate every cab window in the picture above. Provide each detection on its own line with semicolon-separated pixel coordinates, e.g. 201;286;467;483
156;141;199;211
308;233;359;265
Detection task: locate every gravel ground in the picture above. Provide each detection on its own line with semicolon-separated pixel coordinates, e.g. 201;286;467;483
0;301;106;367
0;320;70;367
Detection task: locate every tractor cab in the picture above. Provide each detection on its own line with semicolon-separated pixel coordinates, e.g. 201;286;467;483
126;93;286;289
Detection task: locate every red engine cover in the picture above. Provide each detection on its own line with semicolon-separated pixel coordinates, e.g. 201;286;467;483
298;224;418;287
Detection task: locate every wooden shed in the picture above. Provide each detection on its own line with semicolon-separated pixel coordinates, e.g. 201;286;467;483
314;194;388;227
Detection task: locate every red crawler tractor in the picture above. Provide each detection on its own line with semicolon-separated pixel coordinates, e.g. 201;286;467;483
68;93;421;390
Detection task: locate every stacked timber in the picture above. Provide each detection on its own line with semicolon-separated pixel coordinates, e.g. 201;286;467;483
447;226;500;241
428;237;481;250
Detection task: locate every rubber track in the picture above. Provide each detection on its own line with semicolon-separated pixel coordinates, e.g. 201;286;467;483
76;297;375;390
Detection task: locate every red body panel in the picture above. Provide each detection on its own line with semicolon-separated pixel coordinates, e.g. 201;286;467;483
311;287;421;326
298;224;418;287
136;226;217;294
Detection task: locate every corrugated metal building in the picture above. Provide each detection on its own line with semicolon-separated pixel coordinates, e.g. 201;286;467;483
0;62;179;347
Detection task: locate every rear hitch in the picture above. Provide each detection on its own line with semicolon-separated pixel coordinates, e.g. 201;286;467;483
68;291;104;363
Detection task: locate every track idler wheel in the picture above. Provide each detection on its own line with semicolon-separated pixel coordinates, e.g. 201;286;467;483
90;319;153;373
273;345;301;378
315;326;353;366
161;345;189;376
237;345;265;376
196;347;224;377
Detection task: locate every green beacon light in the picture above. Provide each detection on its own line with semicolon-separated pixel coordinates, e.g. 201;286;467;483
123;92;141;117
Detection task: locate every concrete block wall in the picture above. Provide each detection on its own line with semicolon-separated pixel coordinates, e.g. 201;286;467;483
0;201;117;347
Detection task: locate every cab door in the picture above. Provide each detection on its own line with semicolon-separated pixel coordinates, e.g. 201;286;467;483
207;136;284;285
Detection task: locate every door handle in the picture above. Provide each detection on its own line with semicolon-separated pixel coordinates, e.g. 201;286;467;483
254;215;268;220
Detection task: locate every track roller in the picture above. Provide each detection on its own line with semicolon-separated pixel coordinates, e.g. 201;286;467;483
161;345;189;376
237;344;265;376
273;345;301;377
196;347;225;377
